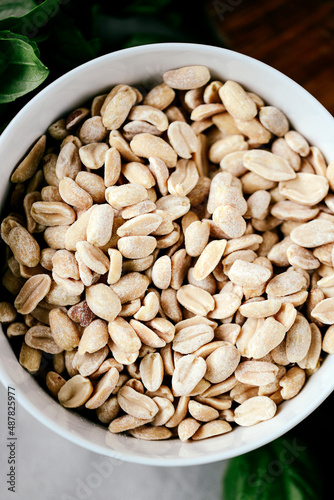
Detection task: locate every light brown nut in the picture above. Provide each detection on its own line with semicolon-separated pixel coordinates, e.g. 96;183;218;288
168;159;199;197
78;319;109;355
212;204;246;238
129;320;166;348
122;201;156;221
72;345;109;377
122;162;156;189
192;239;227;281
235;361;279;386
205;343;240;383
85;367;120;410
209;135;248;164
31;201;76;226
43;226;68;250
271;137;301;171
66;107;90;130
108;414;152;433
219;81;257;121
7;225;40;268
11;135;46;183
0;302;17;323
248;317;286;359
75;252;99;288
123;120;163;140
109;129;143;163
14;275;51;315
139;353;164;392
245;190;271;221
117;213;162;238
86;284;121;322
285;312;312;363
147;157;169;196
279;173;328;206
79;116;107;144
64;206;93;251
109;340;139;365
155;195;190;221
86;204;114;248
41;186;62;203
290;219;334;248
234;396;277;426
128;105;168;132
151;255;171;290
191;103;225;121
323;324;334;353
206;293;240;320
241;171;276;195
106;248;122;285
279;366;306;399
177;285;215;316
52;249;79;280
49;307;80;351
284;130;309;157
259;106;289;137
192;420;232;440
96;396;120;424
184;221;210;258
117;385;158;419
103;146;121;187
19;341;42;373
308;146;327;176
25;325;63;354
298;323;322;370
151;397;175;426
46;371;66;397
117;235;156;260
228;259;271;288
163;65;210;90
160;288;183;323
235;117;272;144
59;177;93;211
76;241;109;274
311;297;334;324
266;269;307;297
105;183;148;210
42;154;59;187
58;374;93;408
134;293;159;322
56;142;81;180
110;272;149;304
108;317;141;353
146;317;175;344
166;121;198;160
130;133;177;168
239;299;282;319
45;282;81;307
143;82;175;109
188;400;219;422
271;201;319;222
79;142;109;169
128;425;172;440
102;86;137;130
172;354;207;396
172;324;215;354
243;150;296;181
75;172;105;204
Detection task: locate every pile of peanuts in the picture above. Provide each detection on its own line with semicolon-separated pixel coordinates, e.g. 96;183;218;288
1;64;334;442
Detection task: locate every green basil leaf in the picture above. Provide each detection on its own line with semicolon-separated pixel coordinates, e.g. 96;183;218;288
223;436;321;500
0;31;49;103
0;0;60;38
0;0;37;21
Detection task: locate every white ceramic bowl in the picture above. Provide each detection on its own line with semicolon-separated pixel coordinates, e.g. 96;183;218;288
1;42;334;466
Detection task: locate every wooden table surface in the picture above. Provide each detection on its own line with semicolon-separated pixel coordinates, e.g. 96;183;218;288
207;0;334;115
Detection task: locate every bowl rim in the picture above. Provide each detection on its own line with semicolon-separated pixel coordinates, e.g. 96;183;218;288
1;41;334;466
